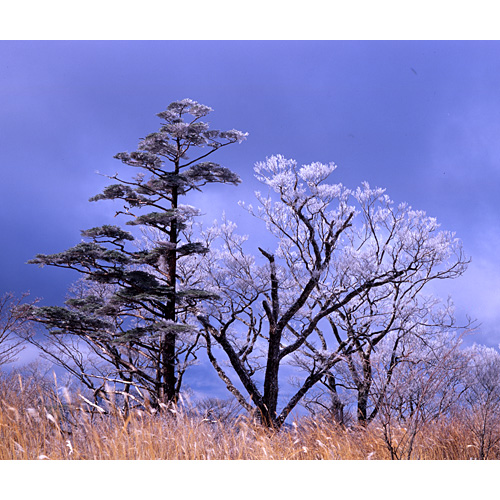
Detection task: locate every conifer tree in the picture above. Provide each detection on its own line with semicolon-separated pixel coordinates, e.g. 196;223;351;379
28;99;247;406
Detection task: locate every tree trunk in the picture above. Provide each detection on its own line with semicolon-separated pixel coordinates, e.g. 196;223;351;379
357;385;369;425
162;167;179;404
262;324;281;428
324;373;345;426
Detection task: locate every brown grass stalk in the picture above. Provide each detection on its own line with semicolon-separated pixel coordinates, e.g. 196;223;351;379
0;372;496;460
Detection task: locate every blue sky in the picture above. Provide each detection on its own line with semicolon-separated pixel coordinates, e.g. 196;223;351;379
1;41;500;387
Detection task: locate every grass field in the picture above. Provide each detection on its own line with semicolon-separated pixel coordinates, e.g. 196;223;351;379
0;370;497;460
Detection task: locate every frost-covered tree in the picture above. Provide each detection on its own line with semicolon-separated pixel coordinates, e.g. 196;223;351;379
28;99;246;406
370;330;468;459
301;294;471;426
198;155;468;428
0;293;36;366
461;344;500;459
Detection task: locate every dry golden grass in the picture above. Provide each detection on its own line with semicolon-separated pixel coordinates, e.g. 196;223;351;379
0;371;496;460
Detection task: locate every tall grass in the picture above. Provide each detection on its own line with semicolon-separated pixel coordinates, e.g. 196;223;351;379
0;371;496;460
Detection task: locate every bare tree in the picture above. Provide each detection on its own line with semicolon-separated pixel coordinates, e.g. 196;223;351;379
0;292;36;366
370;331;468;459
197;155;468;428
303;296;472;426
461;344;500;460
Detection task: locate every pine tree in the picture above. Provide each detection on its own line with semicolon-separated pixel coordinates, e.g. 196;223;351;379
28;99;247;406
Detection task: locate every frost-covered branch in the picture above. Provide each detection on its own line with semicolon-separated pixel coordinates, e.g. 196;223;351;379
201;155;469;428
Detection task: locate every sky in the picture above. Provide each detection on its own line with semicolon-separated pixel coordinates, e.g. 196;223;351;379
1;0;498;485
1;41;500;400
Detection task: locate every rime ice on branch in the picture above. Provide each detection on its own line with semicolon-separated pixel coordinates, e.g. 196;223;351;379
198;155;468;429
